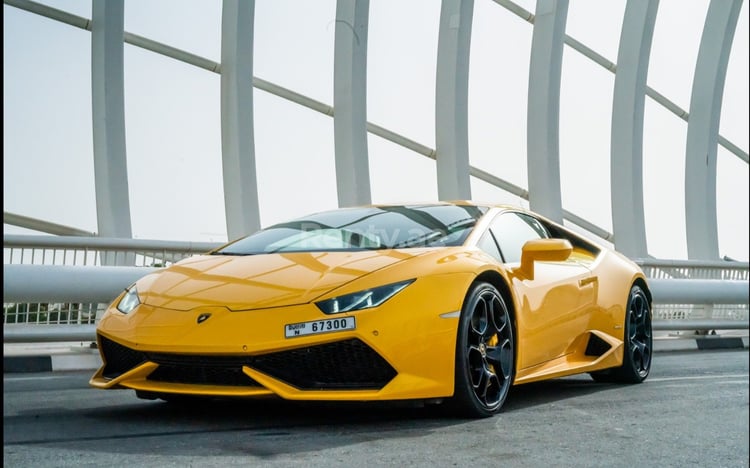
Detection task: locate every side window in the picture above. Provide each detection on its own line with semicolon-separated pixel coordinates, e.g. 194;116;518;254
490;213;547;263
477;230;504;262
519;213;549;239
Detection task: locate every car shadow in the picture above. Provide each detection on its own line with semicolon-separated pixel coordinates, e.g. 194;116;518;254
502;375;623;412
13;375;625;458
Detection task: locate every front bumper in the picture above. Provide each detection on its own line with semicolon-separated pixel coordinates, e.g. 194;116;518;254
89;273;473;401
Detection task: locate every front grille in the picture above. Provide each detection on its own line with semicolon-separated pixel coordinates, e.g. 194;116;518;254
98;335;397;390
100;335;147;379
146;354;260;387
250;338;397;390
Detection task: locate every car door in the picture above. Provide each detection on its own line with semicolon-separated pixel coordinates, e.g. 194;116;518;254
485;212;596;370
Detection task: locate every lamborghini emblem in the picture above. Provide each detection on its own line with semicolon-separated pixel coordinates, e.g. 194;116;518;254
197;313;212;324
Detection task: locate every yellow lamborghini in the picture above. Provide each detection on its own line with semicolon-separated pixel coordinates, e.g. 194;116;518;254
90;202;653;417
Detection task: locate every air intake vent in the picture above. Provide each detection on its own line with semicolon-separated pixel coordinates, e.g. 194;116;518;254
97;335;396;391
249;338;397;390
584;333;612;357
146;354;260;387
99;335;147;379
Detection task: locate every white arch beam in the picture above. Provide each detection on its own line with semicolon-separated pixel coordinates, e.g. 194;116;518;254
91;0;131;243
333;0;371;207
526;0;568;223
493;0;748;164
685;0;743;260
14;0;748;252
435;0;474;201
7;0;614;241
220;0;260;240
610;0;659;258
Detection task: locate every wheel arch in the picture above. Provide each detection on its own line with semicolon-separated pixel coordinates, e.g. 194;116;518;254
450;269;518;416
633;276;653;307
473;270;518;369
474;270;515;321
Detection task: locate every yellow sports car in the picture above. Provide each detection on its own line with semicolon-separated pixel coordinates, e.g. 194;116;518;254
90;202;652;417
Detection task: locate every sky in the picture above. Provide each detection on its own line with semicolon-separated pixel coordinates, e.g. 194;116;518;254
3;0;749;261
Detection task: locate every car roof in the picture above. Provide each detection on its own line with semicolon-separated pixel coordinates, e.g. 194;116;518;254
361;200;520;211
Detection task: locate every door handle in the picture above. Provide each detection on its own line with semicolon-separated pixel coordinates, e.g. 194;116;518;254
579;276;598;287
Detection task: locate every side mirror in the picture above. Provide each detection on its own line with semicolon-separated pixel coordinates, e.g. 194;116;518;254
518;238;573;280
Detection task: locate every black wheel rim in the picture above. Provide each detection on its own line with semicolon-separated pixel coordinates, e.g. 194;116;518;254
465;288;513;410
628;290;652;376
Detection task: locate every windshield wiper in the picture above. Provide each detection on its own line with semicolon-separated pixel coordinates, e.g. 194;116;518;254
391;230;445;248
210;251;256;256
390;218;477;248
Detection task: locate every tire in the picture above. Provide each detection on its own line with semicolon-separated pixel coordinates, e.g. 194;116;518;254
135;390;159;400
159;394;200;405
590;284;652;383
135;390;198;404
450;281;515;418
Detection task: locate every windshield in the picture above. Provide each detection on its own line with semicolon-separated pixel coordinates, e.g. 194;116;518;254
213;204;489;255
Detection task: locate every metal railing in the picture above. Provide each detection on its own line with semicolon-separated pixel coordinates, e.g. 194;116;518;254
3;235;221;326
634;258;749;330
3;234;221;267
635;258;749;281
3;236;749;341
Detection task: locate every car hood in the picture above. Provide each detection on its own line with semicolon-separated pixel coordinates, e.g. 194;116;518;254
137;249;426;311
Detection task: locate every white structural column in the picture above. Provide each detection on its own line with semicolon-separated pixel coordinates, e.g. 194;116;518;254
685;0;743;260
333;0;371;207
221;0;261;240
435;0;474;201
610;0;659;258
91;0;132;243
526;0;568;223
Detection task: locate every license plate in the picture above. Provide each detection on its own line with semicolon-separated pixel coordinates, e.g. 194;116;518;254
285;317;356;338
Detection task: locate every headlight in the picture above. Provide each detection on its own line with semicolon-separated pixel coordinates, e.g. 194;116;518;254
316;279;415;314
116;285;141;314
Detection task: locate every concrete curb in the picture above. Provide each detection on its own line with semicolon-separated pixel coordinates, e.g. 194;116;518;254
4;343;102;373
4;336;749;374
653;335;749;352
4;353;102;373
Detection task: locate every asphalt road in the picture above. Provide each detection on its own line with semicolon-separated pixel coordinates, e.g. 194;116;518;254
4;349;749;468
